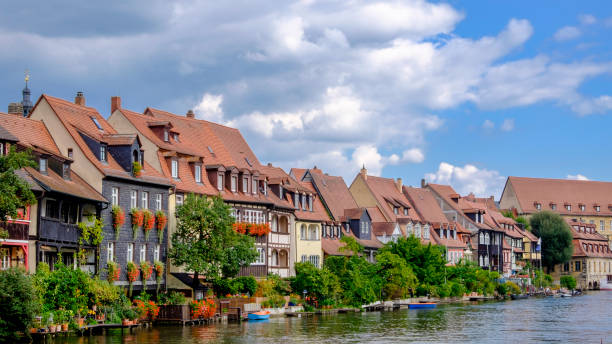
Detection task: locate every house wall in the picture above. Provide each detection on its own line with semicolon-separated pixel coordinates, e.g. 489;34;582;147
99;178;169;291
349;176;383;216
108;110;163;174
499;181;521;213
551;257;612;289
294;220;322;268
29;98;104;191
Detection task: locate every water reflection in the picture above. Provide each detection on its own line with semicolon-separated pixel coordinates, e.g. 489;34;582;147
51;292;611;344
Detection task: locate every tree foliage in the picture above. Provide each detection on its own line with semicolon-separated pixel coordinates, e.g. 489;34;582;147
291;262;342;305
380;236;447;286
529;211;573;271
0;147;36;221
338;235;364;255
0;268;39;342
560;275;577;290
375;251;418;299
169;194;258;289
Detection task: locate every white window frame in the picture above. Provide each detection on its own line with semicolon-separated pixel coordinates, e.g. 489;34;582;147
163;129;169;142
302;194;307;210
155;194;162;211
141;191;149;209
100;145;107;162
130;190;138;209
39;158;47;172
107;242;114;262
252;177;257;194
171;159;178;179
154;244;160;261
263;181;268;195
231;175;237;192
294;193;299;209
176;194;184;207
111;187;119;206
309;196;313;211
127;243;134;262
194;164;201;183
139;245;146;262
242;176;248;193
217;174;223;191
254;247;265;265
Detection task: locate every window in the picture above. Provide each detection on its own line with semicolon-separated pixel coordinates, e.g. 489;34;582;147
171;159;178;178
176;194;184;207
252;177;257;194
294;193;299;209
107;242;114;262
43;199;59;219
580;205;585;211
62;163;70;179
301;255;308;263
100;145;107;162
155;194;162;211
67;148;73;158
566;204;571;211
596;206;601;212
263;181;268;195
231;176;237;192
600;220;605;231
393;207;399;215
127;243;134;262
194;165;201;183
141;191;149;209
423;225;430;239
0;143;4;156
300;224;307;239
139;245;146;262
309;255;320;268
254;248;265;265
163;129;169;142
111;187;119;206
551;204;557;210
91;117;103;130
217;174;223;191
130;190;138;209
403;208;408;215
280;186;284;199
309;196;313;211
535;203;541;210
415;224;421;238
302;194;307;210
308;225;318;240
39;158;47;173
242;177;248;193
154;244;160;261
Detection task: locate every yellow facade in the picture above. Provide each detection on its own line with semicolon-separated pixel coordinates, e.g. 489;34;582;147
551;257;612;289
294;221;322;267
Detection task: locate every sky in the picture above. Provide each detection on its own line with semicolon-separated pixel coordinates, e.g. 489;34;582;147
1;1;611;199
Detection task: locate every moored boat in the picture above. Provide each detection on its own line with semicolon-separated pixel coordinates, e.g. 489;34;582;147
408;303;437;309
510;294;528;300
248;311;271;320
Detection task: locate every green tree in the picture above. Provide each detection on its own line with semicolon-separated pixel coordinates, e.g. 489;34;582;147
375;251;418;299
0;147;36;221
292;262;342;305
169;194;258;290
0;268;39;342
338;235;364;255
529;211;573;272
381;236;447;286
560;275;577;290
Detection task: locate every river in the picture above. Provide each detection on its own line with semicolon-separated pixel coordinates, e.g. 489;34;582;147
53;291;611;344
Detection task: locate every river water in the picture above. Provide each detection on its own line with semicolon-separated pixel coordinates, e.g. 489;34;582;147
54;291;611;344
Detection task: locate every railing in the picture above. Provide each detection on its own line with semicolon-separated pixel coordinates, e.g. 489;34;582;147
0;221;28;240
39;218;79;243
237;264;267;277
268;267;289;278
269;232;290;245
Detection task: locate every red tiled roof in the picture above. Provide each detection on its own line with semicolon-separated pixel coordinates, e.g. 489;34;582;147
403;186;449;224
25;166;107;203
0;113;61;156
358;174;421;223
309;171;358;221
506;176;612;216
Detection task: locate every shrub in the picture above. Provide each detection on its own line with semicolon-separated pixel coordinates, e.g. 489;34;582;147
449;281;466;297
505;281;521;295
496;283;508;296
560;275;577;290
212;278;238;297
0;268;38;342
234;276;257;295
262;294;285;308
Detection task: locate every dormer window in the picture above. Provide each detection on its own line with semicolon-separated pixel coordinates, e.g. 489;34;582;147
173;133;179;142
550;203;557;210
62;163;70;179
231;175;237;192
242;176;248;193
67;148;73;158
100;145;107;162
302;194;306;210
39;158;47;173
403;208;408;216
294;193;299;209
565;204;571;211
579;204;585;211
163;129;169;142
595;205;600;212
252;177;257;194
279;185;282;199
393;207;399;215
217;174;223;191
171;159;178;178
309;196;313;211
263;181;268;196
535;203;541;210
194;164;201;183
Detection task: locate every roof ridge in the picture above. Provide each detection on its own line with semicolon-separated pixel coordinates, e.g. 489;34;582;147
147;107;240;132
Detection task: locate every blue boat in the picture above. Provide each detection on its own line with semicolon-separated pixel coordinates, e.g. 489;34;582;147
248;311;271;320
408;303;437;309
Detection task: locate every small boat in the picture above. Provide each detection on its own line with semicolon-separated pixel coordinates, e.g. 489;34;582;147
560;293;573;298
248;311;271;320
408;303;437;309
510;294;528;300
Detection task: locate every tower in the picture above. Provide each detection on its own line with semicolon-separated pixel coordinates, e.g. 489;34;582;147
21;72;33;117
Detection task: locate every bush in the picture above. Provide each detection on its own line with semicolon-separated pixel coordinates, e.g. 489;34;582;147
212;278;238;297
496;283;508;296
449;282;466;297
160;291;187;305
0;268;39;342
560;275;577;290
234;276;257;296
436;283;452;298
505;281;521;295
262;294;285;308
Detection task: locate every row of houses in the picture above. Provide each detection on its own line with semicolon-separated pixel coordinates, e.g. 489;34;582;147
0;86;609;293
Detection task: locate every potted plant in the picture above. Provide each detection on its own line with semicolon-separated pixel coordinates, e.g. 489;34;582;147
143;210;155;240
132;161;143;177
130;208;144;239
127;262;139;297
140;261;153;289
154;261;164;295
155;211;167;244
111;205;125;240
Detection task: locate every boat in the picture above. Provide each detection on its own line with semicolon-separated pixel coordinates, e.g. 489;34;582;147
408;303;437;309
248;311;271;320
510;294;528;300
560;293;573;298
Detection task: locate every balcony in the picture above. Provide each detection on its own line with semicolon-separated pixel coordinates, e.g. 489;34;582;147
269;232;290;245
39;218;79;243
0;221;29;241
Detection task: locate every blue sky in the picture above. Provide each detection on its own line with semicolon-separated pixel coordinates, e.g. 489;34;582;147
1;1;611;198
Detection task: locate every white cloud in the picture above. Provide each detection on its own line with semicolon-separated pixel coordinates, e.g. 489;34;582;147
482;119;495;129
570;95;612;115
194;93;224;122
401;148;425;163
501;118;514;131
425;162;506;197
567;174;589;181
554;26;581;41
578;14;596;25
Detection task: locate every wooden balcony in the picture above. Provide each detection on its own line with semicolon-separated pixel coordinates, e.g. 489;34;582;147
237;264;267;277
39;218;79;243
0;221;28;241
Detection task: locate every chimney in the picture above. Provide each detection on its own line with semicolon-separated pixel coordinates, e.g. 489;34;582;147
7;102;23;116
186;109;195;118
396;178;403;192
267;163;272;167
360;164;367;180
111;96;121;113
75;92;85;106
421;178;427;188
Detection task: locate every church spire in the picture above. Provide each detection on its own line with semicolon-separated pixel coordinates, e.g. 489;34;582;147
21;70;33;117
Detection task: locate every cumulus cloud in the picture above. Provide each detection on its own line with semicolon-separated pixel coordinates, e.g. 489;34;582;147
501;118;514;131
554;26;581;41
194;93;224;122
567;174;589;181
425;162;506;197
578;14;596;25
